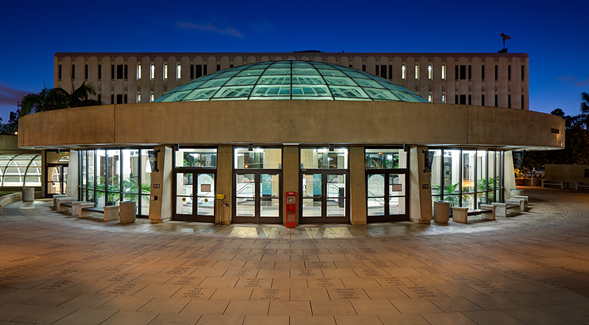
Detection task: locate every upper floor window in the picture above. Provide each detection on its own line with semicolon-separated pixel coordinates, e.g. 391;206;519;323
176;64;181;79
163;64;168;80
401;65;406;80
150;64;155;79
137;64;142;79
428;65;432;79
441;64;446;80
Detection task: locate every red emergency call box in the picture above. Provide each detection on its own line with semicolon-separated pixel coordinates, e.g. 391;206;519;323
285;191;297;228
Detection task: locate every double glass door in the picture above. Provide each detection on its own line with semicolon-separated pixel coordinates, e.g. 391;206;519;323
47;165;68;196
234;171;281;224
366;172;407;222
300;171;348;224
174;171;215;222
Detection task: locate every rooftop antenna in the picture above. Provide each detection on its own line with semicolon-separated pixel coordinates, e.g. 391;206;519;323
498;33;511;53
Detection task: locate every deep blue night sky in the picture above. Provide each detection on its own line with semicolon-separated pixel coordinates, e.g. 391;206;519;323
1;0;588;122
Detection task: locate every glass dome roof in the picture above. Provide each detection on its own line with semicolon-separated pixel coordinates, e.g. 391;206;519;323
155;60;428;103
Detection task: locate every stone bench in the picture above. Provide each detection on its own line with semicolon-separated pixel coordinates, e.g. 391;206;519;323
72;202;95;217
55;197;74;211
491;202;521;217
58;200;86;212
542;180;563;189
511;196;528;210
575;183;589;190
506;198;526;211
452;204;496;223
81;205;120;221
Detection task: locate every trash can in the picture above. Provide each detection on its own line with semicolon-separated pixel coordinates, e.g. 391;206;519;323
434;201;450;223
119;201;136;224
22;187;35;202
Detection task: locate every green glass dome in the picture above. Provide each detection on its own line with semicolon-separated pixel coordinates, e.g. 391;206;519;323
155;60;428;103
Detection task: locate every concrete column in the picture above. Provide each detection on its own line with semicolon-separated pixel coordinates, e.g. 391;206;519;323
485;57;495;107
472;57;482;106
445;57;455;104
392;57;402;85
74;56;85;89
350;147;366;225
66;150;79;200
167;56;178;91
503;151;516;200
101;56;111;104
127;57;137;103
140;56;151;103
405;57;416;92
113;56;124;102
432;57;442;103
154;56;164;99
419;56;429;99
512;57;522;109
409;147;433;224
282;145;299;224
366;56;376;75
498;56;509;108
216;145;233;225
148;145;173;223
233;56;244;68
61;56;72;95
41;150;46;198
220;56;231;70
180;56;191;84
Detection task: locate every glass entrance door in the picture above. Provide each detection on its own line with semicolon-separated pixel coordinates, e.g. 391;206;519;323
174;171;215;222
300;171;348;224
234;172;282;224
46;165;68;196
366;172;407;222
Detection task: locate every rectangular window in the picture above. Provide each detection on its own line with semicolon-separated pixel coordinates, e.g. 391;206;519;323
428;94;432;102
137;94;141;103
175;148;218;168
365;149;407;169
460;65;466;80
230;64;233;68
508;65;511;80
124;94;127;103
117;65;123;79
482;95;485;106
521;95;525;109
116;94;123;104
521;65;525;80
468;65;471;80
111;65;115;80
442;94;445;103
163;64;168;79
216;64;220;71
150;94;154;102
190;64;194;79
111;94;114;104
415;64;419;79
98;94;101;103
428;65;432;79
58;64;62;79
235;147;282;169
362;65;366;72
508;95;511;108
495;95;498;107
137;64;141;79
375;65;379;76
460;95;466;105
176;64;181;79
98;64;101;79
455;95;458;104
388;65;392;79
441;64;446;80
150;64;155;79
300;148;348;169
85;64;88;79
196;65;202;78
401;65;406;79
455;65;459;79
124;65;128;79
495;65;498;80
481;65;485;80
468;95;472;105
381;65;386;79
203;65;208;75
71;65;75;78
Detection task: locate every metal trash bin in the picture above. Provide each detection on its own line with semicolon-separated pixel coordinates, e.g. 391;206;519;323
434;201;450;223
119;201;136;224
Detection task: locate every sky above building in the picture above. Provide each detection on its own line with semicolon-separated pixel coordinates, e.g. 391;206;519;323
0;0;588;123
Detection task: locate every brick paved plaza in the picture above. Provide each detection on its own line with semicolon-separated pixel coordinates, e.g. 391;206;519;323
0;187;588;324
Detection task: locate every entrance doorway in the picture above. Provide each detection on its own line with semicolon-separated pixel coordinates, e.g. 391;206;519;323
174;171;216;222
366;172;408;222
233;171;282;224
46;165;68;196
300;171;348;224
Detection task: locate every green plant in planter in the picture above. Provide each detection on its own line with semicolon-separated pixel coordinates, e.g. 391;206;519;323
87;176;150;204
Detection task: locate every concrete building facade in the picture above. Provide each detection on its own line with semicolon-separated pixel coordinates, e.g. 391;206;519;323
54;52;529;110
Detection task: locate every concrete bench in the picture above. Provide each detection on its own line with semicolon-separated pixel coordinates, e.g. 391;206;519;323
55;197;74;211
58;200;85;212
491;202;521;217
542;180;563;189
452;204;496;223
81;205;120;221
506;198;526;211
52;195;69;208
511;195;528;210
72;202;95;217
575;183;589;190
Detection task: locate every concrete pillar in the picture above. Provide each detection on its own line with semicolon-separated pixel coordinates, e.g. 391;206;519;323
148;145;173;223
503;151;516;200
485;57;495;107
350;147;366;225
432;57;442;103
216;145;233;225
445;57;455;104
66;150;79;200
282;145;299;224
409;147;433;224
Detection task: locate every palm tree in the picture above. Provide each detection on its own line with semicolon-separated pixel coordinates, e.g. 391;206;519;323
63;81;101;107
581;92;589;129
